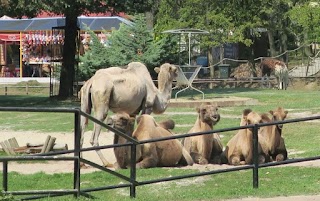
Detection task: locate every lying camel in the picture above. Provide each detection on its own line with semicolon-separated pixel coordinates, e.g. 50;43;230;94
107;113;194;169
259;107;288;162
79;62;177;167
223;109;263;165
183;103;223;164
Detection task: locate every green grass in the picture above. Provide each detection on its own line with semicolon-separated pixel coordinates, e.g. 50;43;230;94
1;88;320;200
4;167;320;201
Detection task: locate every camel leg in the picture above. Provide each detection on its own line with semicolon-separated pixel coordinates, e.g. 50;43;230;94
90;94;113;167
135;144;158;168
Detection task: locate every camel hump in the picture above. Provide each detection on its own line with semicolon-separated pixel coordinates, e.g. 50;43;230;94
158;119;175;130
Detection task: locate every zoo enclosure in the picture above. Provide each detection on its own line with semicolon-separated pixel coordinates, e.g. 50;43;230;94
0;107;320;200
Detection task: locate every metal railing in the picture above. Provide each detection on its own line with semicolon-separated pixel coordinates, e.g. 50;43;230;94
0;107;320;200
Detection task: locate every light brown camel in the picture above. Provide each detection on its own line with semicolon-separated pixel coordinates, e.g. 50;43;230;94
259;107;288;162
223;109;263;165
260;58;289;90
183;103;223;165
79;62;177;167
107;113;194;169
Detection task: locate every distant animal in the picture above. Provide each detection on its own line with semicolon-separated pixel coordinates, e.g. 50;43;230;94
79;62;177;167
107;113;194;169
260;58;289;90
223;109;264;165
183;103;223;164
259;107;288;162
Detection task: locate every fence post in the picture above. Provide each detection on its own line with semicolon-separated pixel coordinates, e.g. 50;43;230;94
252;124;259;189
2;161;8;192
130;143;137;198
73;111;81;198
26;83;29;95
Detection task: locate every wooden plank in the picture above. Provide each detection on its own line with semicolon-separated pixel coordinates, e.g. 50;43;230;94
8;138;19;148
4;140;15;155
0;141;11;155
45;137;56;153
40;135;51;154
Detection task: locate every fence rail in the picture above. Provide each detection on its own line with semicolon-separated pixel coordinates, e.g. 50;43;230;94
0;85;50;95
0;107;319;200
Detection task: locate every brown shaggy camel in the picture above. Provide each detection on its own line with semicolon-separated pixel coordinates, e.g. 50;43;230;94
107;113;193;169
259;58;289;90
79;62;177;167
223;109;263;165
183;103;223;165
259;107;288;162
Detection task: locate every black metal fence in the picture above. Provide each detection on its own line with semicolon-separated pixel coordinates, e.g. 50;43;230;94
0;107;320;200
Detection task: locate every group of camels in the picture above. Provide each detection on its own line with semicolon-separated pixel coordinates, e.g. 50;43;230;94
79;61;289;169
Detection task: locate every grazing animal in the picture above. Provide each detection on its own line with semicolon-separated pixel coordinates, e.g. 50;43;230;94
183;103;223;164
79;62;177;167
223;109;263;165
107;113;194;169
259;107;288;162
260;58;289;90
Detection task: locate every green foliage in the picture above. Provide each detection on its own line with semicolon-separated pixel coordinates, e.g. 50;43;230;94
79;15;168;79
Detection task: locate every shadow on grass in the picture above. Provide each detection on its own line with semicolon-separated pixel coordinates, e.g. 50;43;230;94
0;95;80;108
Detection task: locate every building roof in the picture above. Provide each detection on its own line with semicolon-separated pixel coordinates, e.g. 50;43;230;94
0;15;132;31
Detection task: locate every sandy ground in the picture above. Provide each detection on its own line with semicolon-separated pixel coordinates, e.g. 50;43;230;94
1;130;320;201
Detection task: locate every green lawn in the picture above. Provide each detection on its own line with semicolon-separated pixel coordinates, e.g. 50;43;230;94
0;87;320;200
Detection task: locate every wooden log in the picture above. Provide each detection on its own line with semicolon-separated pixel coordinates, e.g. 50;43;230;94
40;135;51;154
44;137;56;153
0;141;11;155
26;142;44;147
52;143;68;151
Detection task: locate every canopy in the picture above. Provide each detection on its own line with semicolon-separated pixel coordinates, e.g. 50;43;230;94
0;33;21;42
0;16;132;31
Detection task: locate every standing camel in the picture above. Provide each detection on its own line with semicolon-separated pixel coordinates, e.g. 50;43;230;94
79;62;177;167
260;58;289;90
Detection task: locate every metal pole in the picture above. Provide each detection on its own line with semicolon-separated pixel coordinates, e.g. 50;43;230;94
188;32;191;65
73;111;81;197
130;143;137;198
252;124;259;188
3;161;8;192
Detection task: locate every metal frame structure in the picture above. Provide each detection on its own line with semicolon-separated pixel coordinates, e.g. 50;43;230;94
162;29;209;99
0;106;320;200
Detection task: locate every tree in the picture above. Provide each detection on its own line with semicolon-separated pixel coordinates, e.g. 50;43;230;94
0;0;151;99
79;15;168;80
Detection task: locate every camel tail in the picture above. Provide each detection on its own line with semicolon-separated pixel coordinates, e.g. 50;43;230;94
80;80;93;125
181;147;194;166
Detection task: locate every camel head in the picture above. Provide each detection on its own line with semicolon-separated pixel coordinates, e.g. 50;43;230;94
154;63;178;91
106;112;135;134
269;107;288;130
242;109;262;127
196;103;220;126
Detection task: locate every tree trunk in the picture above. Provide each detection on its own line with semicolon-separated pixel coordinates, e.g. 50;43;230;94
267;30;277;57
58;14;78;98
